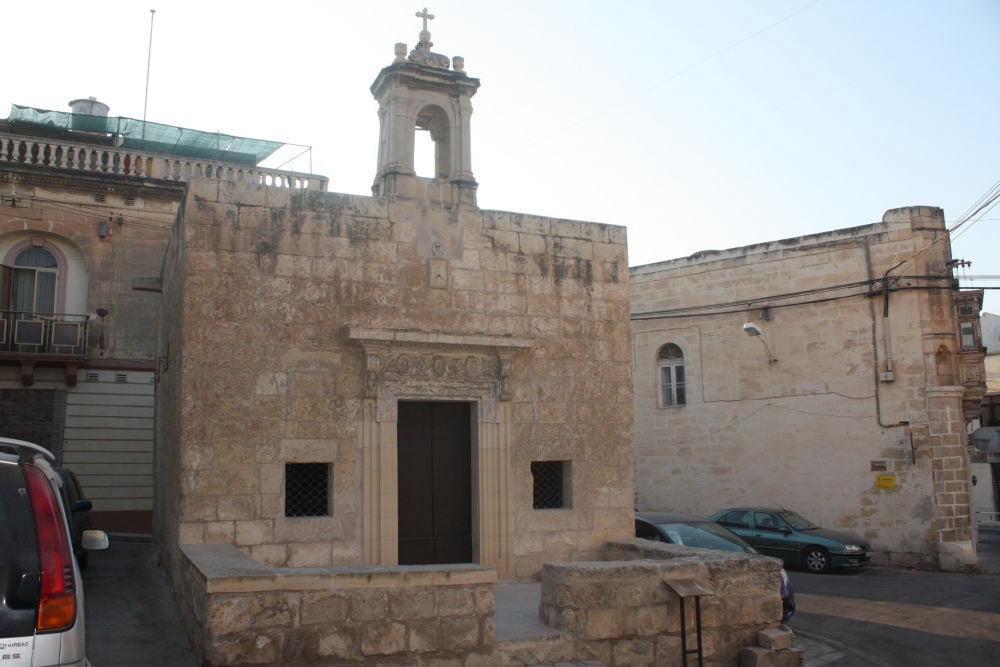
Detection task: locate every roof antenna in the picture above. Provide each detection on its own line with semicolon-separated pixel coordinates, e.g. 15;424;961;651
142;9;156;138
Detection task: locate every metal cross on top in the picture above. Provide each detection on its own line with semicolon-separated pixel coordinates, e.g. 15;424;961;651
416;7;435;32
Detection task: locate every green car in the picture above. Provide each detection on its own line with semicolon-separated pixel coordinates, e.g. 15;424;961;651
709;507;871;573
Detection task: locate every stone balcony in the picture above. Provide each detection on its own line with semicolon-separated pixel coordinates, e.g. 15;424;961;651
0;309;89;386
0;131;329;191
960;347;988;420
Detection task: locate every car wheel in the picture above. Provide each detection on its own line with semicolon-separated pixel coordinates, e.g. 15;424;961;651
803;546;830;573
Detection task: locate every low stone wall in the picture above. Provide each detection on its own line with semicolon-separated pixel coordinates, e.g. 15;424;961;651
177;544;496;665
175;540;785;666
537;538;785;666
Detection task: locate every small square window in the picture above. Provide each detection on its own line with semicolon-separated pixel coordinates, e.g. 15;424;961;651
531;460;570;509
285;463;330;517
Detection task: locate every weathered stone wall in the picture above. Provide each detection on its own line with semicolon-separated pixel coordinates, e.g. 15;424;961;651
177;544;496;666
175;540;784;666
630;206;975;569
154;198;189;570
541;538;784;666
157;177;633;577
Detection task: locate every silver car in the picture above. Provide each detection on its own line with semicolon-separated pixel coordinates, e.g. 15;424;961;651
0;437;109;666
636;510;795;622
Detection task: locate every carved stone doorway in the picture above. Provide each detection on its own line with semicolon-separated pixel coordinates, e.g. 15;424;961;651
397;401;472;565
349;325;534;577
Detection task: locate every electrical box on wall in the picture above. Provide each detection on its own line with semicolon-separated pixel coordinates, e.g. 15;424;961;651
879;371;894;382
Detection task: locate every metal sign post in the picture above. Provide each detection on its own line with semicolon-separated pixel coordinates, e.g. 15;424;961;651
663;576;715;667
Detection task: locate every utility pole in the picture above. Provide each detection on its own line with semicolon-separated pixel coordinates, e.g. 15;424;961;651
143;9;156;136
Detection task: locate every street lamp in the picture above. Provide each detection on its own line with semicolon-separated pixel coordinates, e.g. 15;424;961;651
743;322;777;363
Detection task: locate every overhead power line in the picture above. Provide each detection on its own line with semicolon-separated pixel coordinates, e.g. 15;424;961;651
643;0;824;93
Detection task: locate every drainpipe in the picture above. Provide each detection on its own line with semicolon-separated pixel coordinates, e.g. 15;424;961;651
869;246;908;429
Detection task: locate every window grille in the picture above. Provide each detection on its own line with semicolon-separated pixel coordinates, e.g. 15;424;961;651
285;463;329;517
115;372;128;383
531;460;567;509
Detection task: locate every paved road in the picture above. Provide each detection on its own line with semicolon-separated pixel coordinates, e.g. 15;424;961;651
788;565;1000;666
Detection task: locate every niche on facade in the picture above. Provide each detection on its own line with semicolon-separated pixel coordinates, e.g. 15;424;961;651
934;345;955;385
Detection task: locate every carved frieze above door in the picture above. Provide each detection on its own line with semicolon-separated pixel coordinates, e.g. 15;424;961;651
345;326;533;402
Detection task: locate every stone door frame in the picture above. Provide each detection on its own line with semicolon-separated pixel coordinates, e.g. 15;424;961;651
347;326;533;579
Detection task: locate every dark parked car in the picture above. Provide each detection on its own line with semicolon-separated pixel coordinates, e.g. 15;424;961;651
709;507;871;573
636;511;795;621
56;467;95;569
1;437;109;666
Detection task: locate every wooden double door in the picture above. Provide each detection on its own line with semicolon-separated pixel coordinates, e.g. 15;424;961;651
397;401;472;565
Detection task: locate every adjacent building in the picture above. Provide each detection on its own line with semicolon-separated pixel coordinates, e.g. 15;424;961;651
0;98;324;531
631;206;986;570
972;311;1000;518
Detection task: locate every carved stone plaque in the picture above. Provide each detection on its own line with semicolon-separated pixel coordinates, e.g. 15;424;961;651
429;257;448;288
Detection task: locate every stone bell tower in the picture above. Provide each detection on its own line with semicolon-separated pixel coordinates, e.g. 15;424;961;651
371;8;480;205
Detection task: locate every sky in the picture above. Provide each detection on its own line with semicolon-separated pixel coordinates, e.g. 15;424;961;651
5;0;999;312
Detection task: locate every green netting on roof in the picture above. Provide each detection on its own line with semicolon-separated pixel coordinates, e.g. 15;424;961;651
8;104;283;166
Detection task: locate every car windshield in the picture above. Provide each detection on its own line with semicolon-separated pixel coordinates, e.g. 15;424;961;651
656;521;757;554
777;511;817;530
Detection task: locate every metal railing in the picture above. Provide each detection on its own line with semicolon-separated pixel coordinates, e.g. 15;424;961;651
0;131;328;191
0;310;89;356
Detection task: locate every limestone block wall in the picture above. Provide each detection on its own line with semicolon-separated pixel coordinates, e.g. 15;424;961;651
154;200;187;565
177;544;496;666
543;538;783;666
156;177;633;579
630;206;975;569
173;540;782;667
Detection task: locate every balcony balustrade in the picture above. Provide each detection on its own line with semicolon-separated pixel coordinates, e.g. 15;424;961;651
0;310;89;386
0;131;328;191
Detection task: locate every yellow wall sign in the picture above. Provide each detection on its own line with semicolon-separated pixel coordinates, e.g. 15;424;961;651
876;474;896;490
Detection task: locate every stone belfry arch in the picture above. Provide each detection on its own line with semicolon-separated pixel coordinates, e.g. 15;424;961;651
371;8;480;205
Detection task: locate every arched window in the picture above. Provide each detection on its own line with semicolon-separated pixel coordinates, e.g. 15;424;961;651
658;343;686;407
11;246;58;314
415;105;451;179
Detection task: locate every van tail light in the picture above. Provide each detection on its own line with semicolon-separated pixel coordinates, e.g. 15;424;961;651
24;463;77;631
